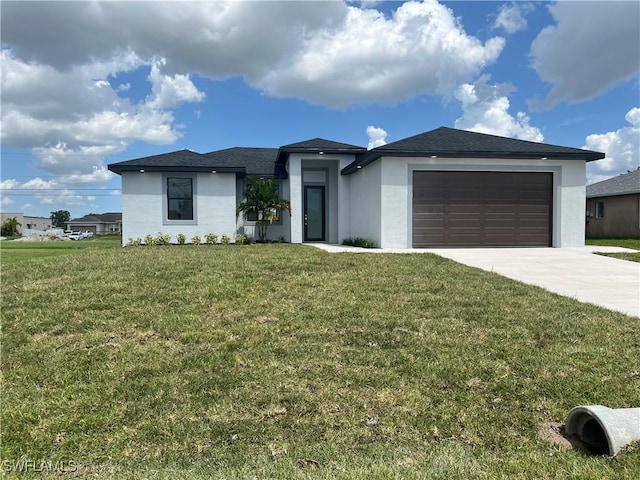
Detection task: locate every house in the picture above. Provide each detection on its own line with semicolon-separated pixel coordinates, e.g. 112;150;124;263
586;170;640;238
108;127;604;248
66;212;122;235
0;213;51;234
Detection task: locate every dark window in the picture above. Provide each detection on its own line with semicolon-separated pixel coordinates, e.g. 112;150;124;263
595;201;604;218
167;177;193;220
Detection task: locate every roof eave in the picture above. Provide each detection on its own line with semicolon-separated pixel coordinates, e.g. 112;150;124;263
587;190;640;198
342;150;605;175
277;147;367;165
107;165;246;175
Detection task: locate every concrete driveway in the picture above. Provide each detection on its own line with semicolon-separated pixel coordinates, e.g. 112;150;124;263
424;247;639;317
311;244;639;317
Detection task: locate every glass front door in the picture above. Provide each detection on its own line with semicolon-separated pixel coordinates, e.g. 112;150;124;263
303;186;325;241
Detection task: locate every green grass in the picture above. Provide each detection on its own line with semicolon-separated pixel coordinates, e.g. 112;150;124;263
0;235;121;265
2;244;639;479
586;237;640;263
586;237;640;250
595;252;640;263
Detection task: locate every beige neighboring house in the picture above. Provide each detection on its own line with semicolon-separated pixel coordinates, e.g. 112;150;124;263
586;170;640;238
66;212;122;235
0;213;51;234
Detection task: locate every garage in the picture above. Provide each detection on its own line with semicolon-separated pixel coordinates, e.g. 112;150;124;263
412;171;553;247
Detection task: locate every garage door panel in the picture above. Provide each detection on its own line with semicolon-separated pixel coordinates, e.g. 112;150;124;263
413;171;552;247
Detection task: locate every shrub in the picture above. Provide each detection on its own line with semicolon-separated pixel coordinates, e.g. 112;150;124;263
205;232;218;245
235;233;248;245
126;238;142;247
176;233;186;245
154;232;172;245
144;234;154;246
191;235;201;245
342;237;376;248
220;234;231;245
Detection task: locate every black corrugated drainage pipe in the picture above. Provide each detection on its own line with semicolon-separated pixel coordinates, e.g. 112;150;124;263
565;405;640;455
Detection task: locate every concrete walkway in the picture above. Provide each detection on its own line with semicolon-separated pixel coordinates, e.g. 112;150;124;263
308;244;640;317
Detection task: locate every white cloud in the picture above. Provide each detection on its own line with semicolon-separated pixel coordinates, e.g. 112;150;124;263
21;177;58;190
366;126;388;149
60;167;114;185
0;0;506;190
493;2;532;34
146;58;205;109
1;196;14;207
1;49;201;185
454;76;543;142
39;190;85;206
0;179;21;190
258;2;504;106
530;2;640;108
2;1;504;108
584;107;640;184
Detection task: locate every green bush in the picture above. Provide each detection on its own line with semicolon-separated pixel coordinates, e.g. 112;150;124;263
342;237;376;248
144;234;154;246
235;233;248;245
176;233;186;245
126;238;142;247
220;234;231;245
154;232;172;246
191;235;201;245
205;232;218;245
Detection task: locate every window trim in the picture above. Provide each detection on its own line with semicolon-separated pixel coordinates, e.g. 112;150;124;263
595;201;604;219
163;173;198;225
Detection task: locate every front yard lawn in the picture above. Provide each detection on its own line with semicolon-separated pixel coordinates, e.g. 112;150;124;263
586;237;640;263
1;244;638;479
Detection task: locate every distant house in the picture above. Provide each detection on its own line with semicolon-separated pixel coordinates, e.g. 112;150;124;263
586;170;640;238
0;213;51;234
109;126;604;248
66;212;122;235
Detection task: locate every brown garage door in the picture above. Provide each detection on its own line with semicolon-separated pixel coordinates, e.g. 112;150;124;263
412;171;552;247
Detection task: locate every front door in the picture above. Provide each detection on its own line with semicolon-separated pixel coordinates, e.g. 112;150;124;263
304;185;325;241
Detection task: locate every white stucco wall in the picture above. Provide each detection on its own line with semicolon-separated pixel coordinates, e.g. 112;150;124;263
121;171;237;244
287;154;354;244
372;156;587;248
348;159;382;246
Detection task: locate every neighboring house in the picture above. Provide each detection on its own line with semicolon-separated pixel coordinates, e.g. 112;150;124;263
108;127;604;248
0;213;51;234
66;212;122;235
586;170;640;238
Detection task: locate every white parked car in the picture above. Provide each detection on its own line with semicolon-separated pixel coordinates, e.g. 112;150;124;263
81;231;94;238
67;231;84;240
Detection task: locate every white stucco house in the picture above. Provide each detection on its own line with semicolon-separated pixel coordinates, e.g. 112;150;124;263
108;127;604;248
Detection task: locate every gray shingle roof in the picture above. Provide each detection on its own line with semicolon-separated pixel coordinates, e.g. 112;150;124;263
342;127;605;174
108;148;285;177
68;212;122;223
279;138;365;151
586;170;640;198
203;148;285;177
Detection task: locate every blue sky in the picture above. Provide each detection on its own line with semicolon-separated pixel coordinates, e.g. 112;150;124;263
1;0;639;220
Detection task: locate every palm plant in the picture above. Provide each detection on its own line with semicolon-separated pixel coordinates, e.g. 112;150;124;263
1;217;22;236
236;177;291;242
